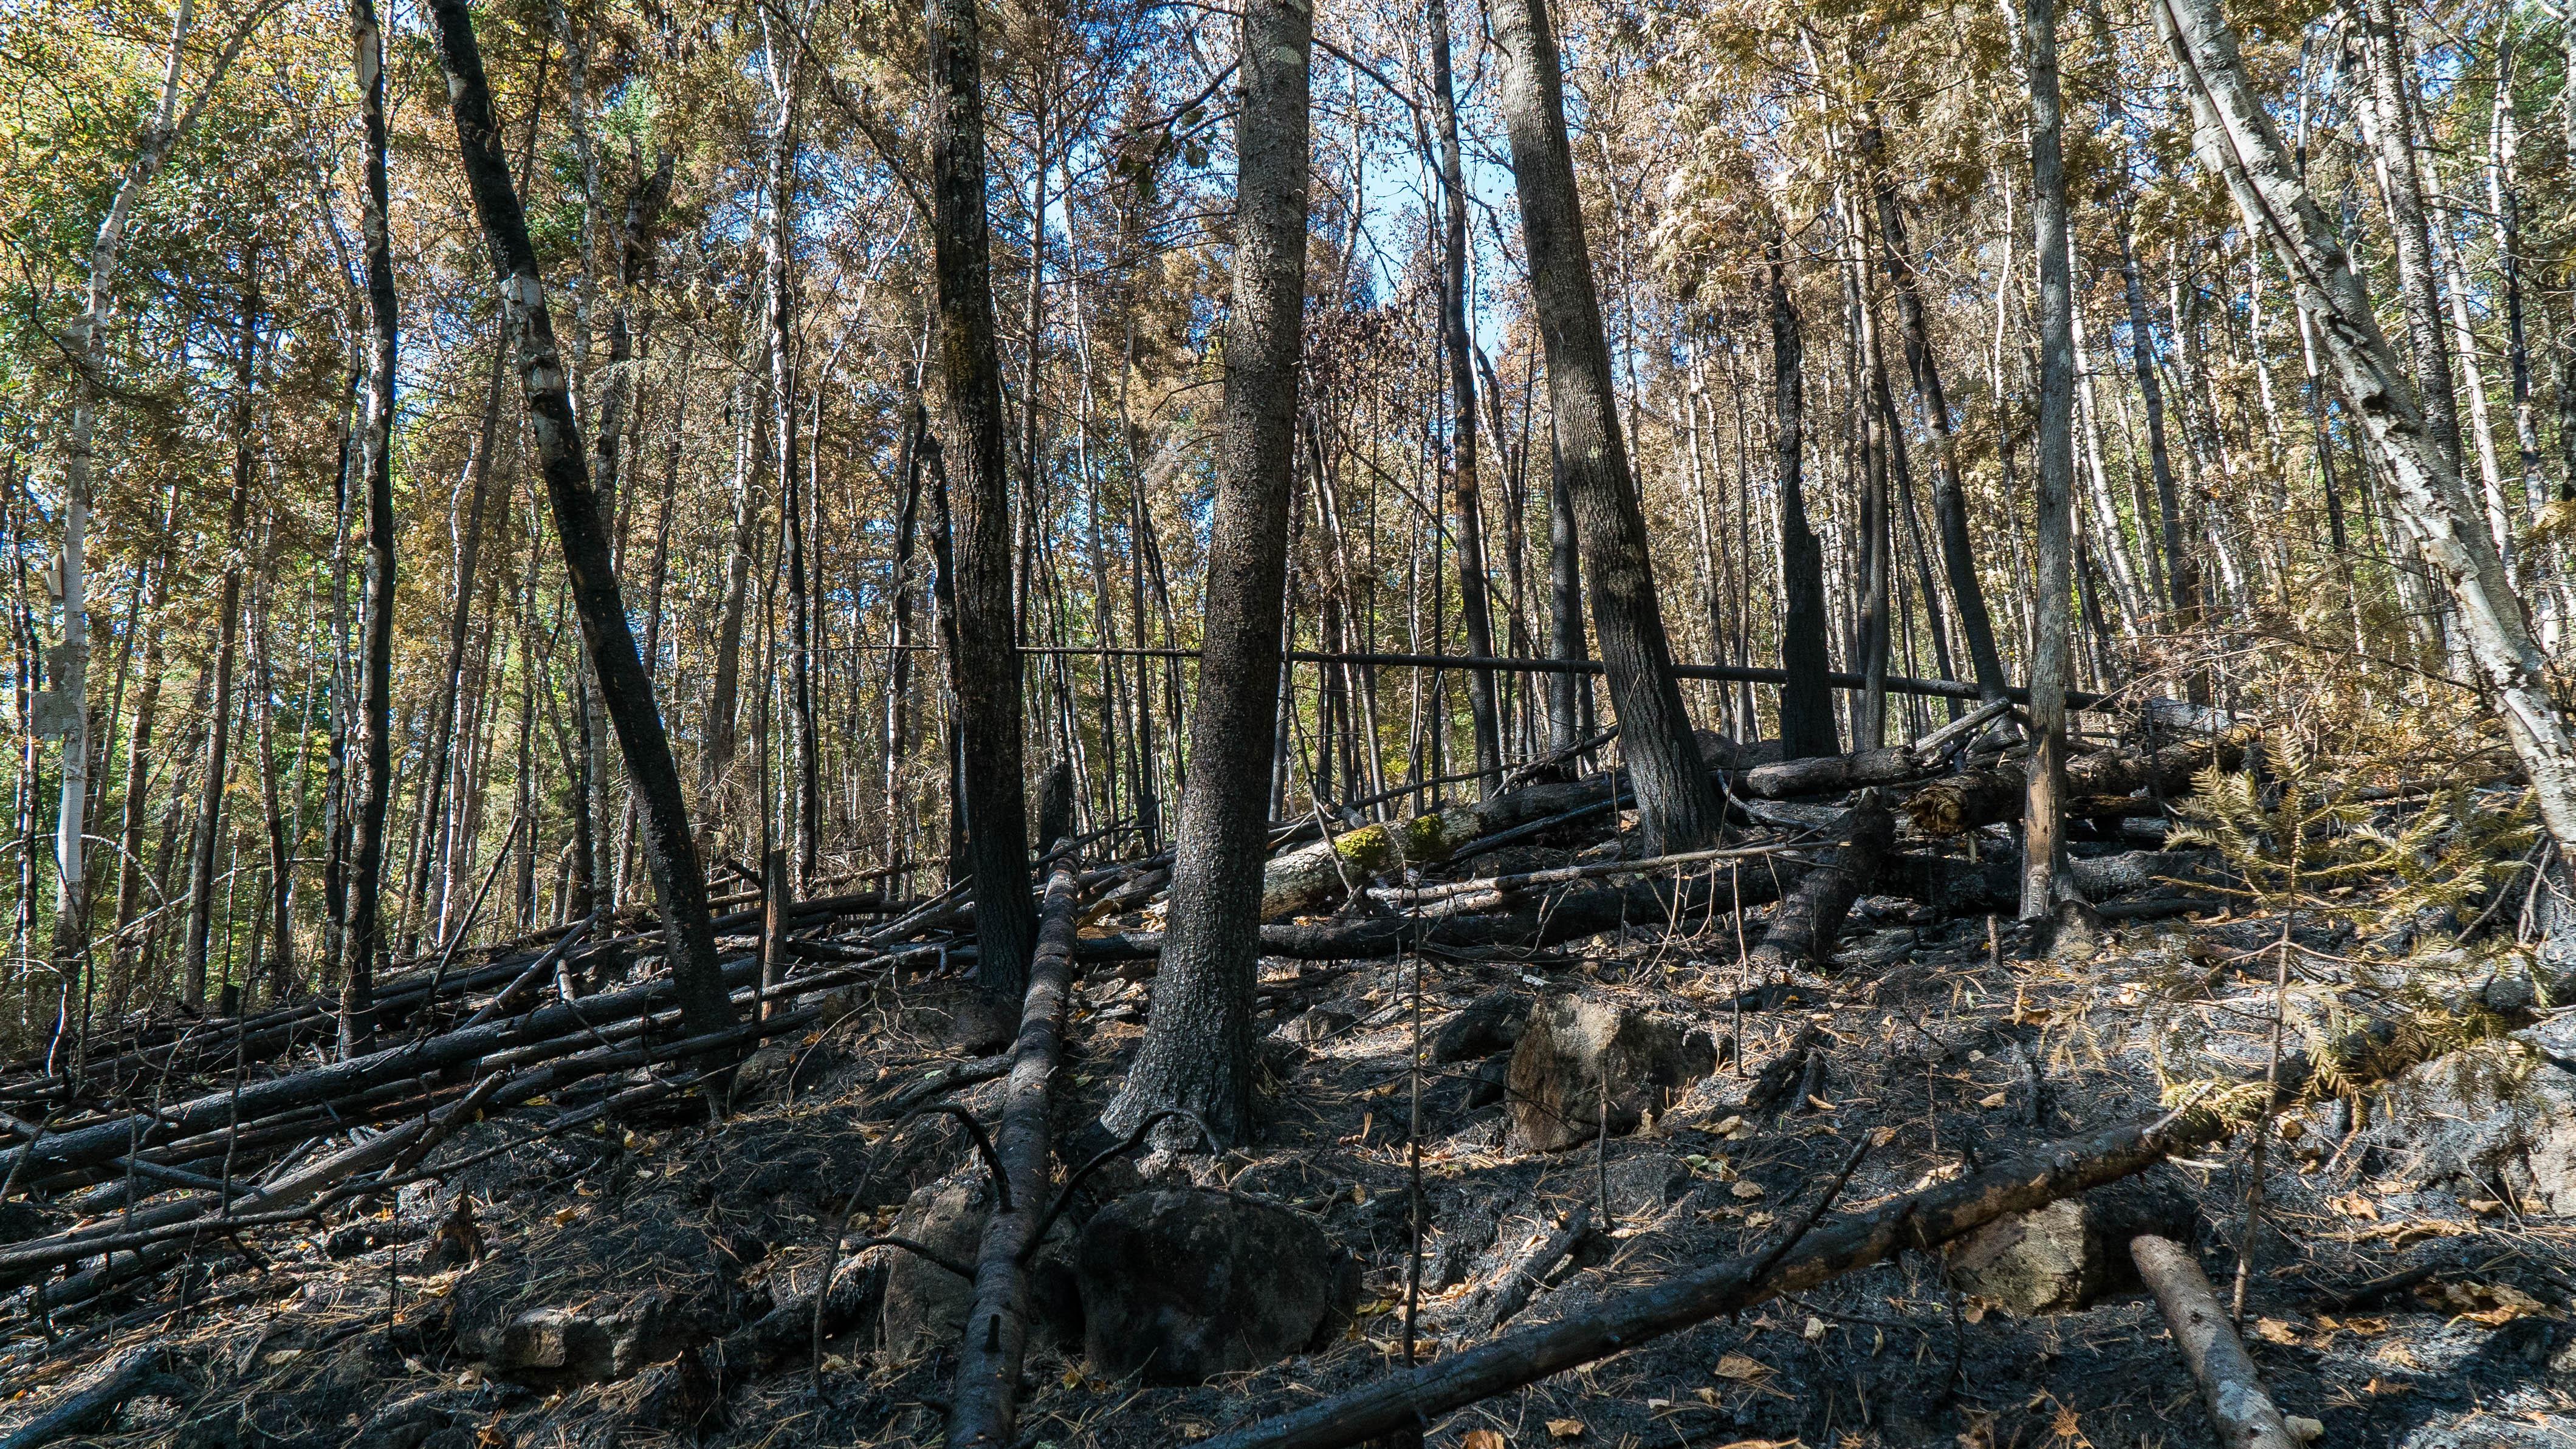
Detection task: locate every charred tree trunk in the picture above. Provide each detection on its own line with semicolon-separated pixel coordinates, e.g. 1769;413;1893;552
427;0;737;1037
1491;0;1721;853
926;0;1039;1005
1101;0;1310;1147
343;0;398;1050
1767;233;1838;761
764;57;819;888
1864;124;2008;703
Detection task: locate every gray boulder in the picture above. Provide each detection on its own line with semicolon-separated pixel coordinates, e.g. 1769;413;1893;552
878;1171;994;1360
448;1192;733;1385
1506;996;1719;1151
1943;1174;2198;1315
1073;1188;1357;1384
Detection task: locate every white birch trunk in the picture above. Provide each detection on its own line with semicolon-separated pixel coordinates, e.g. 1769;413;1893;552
2154;0;2576;858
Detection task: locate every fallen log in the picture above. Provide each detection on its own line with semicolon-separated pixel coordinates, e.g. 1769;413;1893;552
1194;1105;2233;1449
0;942;907;1186
2131;1235;2304;1449
1874;848;2221;919
1085;871;1792;965
944;859;1084;1449
0;1348;187;1449
29;1003;827;1306
1260;775;1635;922
1744;790;1894;973
1905;725;2255;837
1737;698;2013;800
1369;840;1813;913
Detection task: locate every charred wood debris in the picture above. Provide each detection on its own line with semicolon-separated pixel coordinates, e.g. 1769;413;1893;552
1;696;2568;1449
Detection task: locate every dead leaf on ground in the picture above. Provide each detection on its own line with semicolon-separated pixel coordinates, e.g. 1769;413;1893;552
1545;1419;1585;1439
1713;1353;1770;1380
1462;1431;1506;1449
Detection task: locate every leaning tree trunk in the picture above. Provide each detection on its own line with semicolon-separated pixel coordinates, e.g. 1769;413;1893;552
2021;0;2077;921
926;0;1038;1006
1429;0;1502;798
425;0;737;1037
1101;0;1310;1148
1767;231;1839;760
343;0;398;1051
1491;0;1721;854
2154;0;2576;862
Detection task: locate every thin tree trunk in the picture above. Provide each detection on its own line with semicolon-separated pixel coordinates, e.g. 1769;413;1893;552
401;341;507;957
926;0;1038;1007
1491;0;1720;852
2352;0;2464;484
427;0;737;1036
1429;0;1502;797
2022;0;2076;922
341;0;398;1050
763;52;820;887
1863;121;2007;702
184;272;259;1006
707;369;765;797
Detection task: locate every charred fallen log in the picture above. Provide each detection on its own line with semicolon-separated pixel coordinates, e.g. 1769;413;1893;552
1192;1109;2224;1449
945;860;1084;1449
1736;697;2013;800
1744;790;1895;973
1905;725;2254;837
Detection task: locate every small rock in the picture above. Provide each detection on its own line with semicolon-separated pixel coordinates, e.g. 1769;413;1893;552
1432;991;1533;1063
878;1171;994;1361
1506;996;1720;1152
730;1043;797;1101
1278;1007;1354;1045
1073;1188;1358;1384
1943;1175;2197;1315
448;1191;736;1385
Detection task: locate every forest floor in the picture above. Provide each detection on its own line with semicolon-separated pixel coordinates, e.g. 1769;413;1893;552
7;832;2576;1449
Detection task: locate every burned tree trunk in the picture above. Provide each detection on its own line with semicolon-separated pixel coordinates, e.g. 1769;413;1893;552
1864;123;2007;702
1102;0;1310;1147
2021;0;2077;921
1767;231;1838;761
1491;0;1722;854
1745;789;1894;975
1430;0;1502;797
183;270;257;1007
425;0;736;1038
345;0;397;1047
926;0;1038;1007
